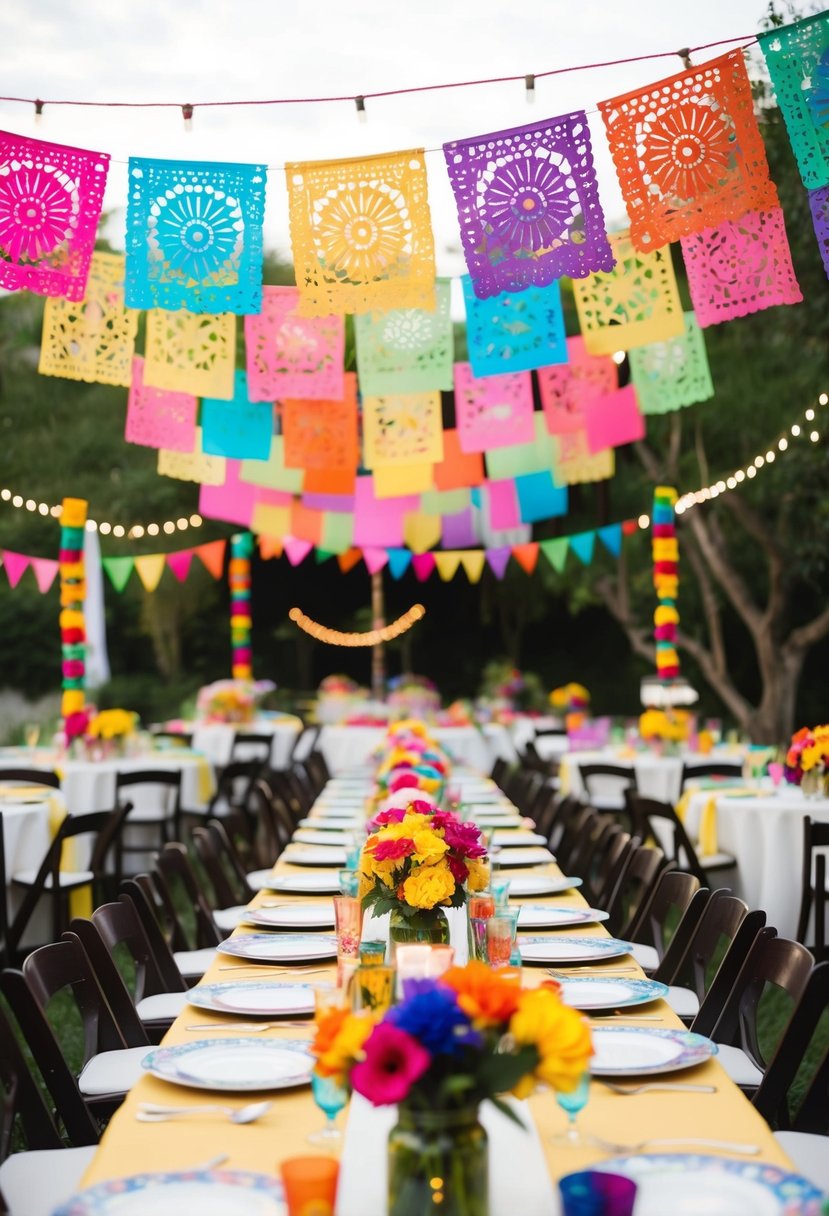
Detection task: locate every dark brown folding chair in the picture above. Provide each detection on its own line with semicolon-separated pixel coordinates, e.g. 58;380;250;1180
8;806;129;959
154;843;221;949
192;820;256;909
303;750;330;794
119;877;201;989
115;769;182;864
753;960;829;1129
624;869;702;973
0;769;61;789
577;763;638;819
593;833;638;911
796;817;829;962
490;758;509;788
553;806;598;875
704;931;814;1096
679;760;744;790
603;844;666;939
626;792;736;887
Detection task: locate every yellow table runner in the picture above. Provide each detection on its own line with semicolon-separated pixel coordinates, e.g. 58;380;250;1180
48;793;92;919
79;785;791;1191
675;787;719;858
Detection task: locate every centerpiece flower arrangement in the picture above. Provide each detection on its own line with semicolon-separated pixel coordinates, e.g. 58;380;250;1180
478;661;546;719
195;678;274;724
360;800;488;947
312;963;592;1216
85;707;139;758
372;720;451;811
316;673;370;724
639;707;691;746
550;682;590;731
785;724;829;798
387;673;442;718
436;699;475;727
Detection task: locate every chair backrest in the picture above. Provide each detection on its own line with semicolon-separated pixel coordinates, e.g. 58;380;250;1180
651;887;712;984
707;931;814;1072
155;844;221;948
578;764;639;809
593;833;638;911
581;823;629;907
546;794;585;853
118;878;188;991
752;960;829;1131
627;793;710;887
567;816;617;885
0;970;98;1148
0;813;6;968
8;806;130;955
0;997;65;1158
115;769;182;800
796;816;829;951
192;820;255;908
92;897;187;998
229;732;273;767
604;845;666;938
554;806;599;874
304;750;330;792
662;890;755;1003
115;769;182;834
679;761;744;790
290;725;319;764
625;869;702;962
0;768;61;789
66;921;151;1046
21;936;141;1065
490;757;508;788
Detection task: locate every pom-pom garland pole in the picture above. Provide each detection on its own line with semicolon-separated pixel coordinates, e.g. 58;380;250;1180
651;486;681;682
229;532;254;680
59;497;89;741
288;604;425;647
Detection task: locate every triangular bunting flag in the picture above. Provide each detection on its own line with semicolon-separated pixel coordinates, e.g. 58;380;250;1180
433;551;462;582
621;519;639;536
486;547;512;580
363;548;389;575
411;553;436;582
387;549;413;580
459;550;486;584
1;550;31;589
511;542;539;575
30;557;59;594
259;536;284;559
597;524;623;557
166;550;194;582
195;539;226;578
102;555;135;592
134;554;166;593
569;530;596;565
284;537;312;567
337;548;362;574
315;549;336;564
540;538;568;573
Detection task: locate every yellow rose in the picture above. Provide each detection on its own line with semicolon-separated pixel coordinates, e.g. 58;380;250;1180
509;988;592;1095
465;858;491;893
402;861;455;909
411;828;448;866
801;744;821;772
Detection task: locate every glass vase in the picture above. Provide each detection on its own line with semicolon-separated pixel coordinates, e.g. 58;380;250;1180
389;906;450;948
801;769;827;800
388;1105;488;1216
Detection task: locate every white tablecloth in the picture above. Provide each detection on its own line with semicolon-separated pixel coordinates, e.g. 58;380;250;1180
0;790;67;945
189;717;301;770
317;724;503;775
684;786;829;937
562;748;744;805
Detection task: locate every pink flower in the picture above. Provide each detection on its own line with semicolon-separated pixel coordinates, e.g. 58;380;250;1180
64;710;90;741
448;853;469;884
443;819;487;859
371;806;408;828
408;799;434;816
351;1023;431;1105
373;837;416;862
390;772;419;792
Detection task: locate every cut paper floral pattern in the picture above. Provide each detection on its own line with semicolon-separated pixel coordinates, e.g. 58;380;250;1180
125;355;197;452
628;312;714;413
462;277;567;377
362;391;444;468
282;373;359;471
760;13;829;188
453;363;534;453
245;286;345;402
537;336;618;435
39;251;137;386
144;308;236;399
354;279;452;394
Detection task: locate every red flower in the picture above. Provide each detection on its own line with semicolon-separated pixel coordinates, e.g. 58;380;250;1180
373;838;416;862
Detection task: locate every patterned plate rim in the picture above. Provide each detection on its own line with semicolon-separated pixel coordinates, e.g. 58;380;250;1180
186;980;318;1016
594;1153;823;1210
142;1037;313;1091
556;976;669;1009
589;1026;717;1076
508;875;583;895
218;933;337;961
518;934;632;963
53;1169;286;1215
516;904;610;926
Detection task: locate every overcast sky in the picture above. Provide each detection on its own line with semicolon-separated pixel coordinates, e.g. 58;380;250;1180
0;0;775;275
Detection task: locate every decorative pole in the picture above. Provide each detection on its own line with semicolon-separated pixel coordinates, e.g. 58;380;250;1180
370;570;386;703
651;485;680;682
229;531;253;680
59;497;89;741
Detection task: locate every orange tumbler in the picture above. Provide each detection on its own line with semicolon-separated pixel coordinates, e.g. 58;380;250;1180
280;1155;339;1216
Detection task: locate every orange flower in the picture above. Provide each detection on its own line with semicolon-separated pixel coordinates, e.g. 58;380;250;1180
312;1007;349;1058
441;960;522;1026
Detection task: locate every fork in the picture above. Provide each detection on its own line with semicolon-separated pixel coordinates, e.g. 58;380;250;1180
185;1021;311;1031
589;1014;664;1022
217;965;330;974
547;967;638;977
589;1134;759;1155
596;1080;717;1095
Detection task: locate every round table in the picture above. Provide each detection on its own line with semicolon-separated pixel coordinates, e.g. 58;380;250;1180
561;747;745;805
317;724;506;775
684;785;829;937
0;786;67;947
188;716;301;770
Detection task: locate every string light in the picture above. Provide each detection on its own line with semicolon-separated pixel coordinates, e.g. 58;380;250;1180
288;604;426;647
0;485;204;538
675;391;827;516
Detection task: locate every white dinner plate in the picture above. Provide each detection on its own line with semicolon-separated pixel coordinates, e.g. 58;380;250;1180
282;845;347;867
299;816;361;830
595;1155;823;1216
495;846;555;868
218;933;337;963
187;981;317;1017
507;874;583;897
516;904;609;929
519;935;632;965
265;872;342;894
308;807;362;819
53;1170;286;1216
292;829;352;847
471;814;523;828
143;1039;313;1091
492;830;547;847
589;1027;716;1075
244;902;335;930
556;976;669;1010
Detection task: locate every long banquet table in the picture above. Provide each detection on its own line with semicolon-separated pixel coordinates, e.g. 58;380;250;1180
76;766;793;1210
316;724;515;776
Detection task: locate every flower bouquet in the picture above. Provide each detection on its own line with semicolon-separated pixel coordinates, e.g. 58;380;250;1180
195;678;273;724
639;707;691;748
85;707;139;758
360;801;488;947
785;724;829;798
387;673;441;718
550;682;590;731
312;963;592;1216
316;674;370;724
